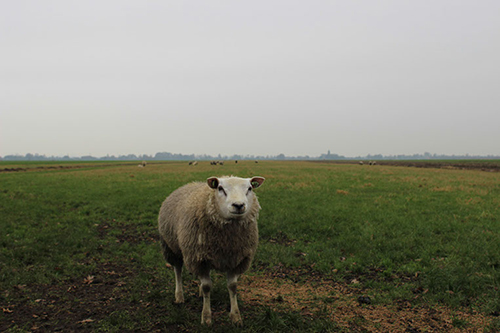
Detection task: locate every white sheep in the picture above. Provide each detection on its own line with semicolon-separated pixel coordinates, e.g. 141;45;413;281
158;175;265;325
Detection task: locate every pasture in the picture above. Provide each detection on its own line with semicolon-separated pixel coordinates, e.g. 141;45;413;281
1;160;499;332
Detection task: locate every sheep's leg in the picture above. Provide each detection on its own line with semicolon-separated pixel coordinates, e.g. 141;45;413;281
173;265;184;303
199;273;212;325
227;272;242;325
160;237;184;303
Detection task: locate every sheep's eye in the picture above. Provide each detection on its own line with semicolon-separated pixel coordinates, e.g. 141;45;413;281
218;186;226;195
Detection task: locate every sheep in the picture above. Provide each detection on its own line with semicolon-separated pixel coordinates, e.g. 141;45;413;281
158;175;265;326
359;161;364;165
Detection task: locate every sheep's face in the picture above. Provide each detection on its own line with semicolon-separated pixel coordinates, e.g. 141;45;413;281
207;176;265;219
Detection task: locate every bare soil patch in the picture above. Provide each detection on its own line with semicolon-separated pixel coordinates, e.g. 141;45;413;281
1;262;171;332
0;163;142;173
239;265;494;332
313;160;500;172
2;219;497;332
2;266;495;332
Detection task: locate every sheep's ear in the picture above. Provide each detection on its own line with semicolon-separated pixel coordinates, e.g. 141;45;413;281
207;177;219;189
250;177;265;189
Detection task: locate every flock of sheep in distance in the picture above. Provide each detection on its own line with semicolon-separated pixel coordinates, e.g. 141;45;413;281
138;160;376;168
188;160;259;166
137;160;379;168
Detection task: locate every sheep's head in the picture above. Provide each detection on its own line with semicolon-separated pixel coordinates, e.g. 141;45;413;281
207;176;265;219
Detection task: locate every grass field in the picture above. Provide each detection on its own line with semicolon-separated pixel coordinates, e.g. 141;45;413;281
1;160;499;332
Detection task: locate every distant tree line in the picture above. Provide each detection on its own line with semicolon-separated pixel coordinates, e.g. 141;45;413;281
1;151;499;161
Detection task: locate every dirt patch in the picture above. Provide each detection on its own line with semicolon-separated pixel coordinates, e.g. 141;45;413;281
2;262;136;332
0;162;160;173
239;270;494;333
0;167;28;172
0;165;91;173
377;161;500;173
2;221;497;332
1;221;164;332
2;261;496;332
312;160;500;172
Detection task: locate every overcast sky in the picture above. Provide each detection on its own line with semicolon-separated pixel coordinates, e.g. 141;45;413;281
1;1;499;158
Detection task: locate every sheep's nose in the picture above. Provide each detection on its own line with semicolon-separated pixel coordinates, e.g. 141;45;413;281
232;203;245;212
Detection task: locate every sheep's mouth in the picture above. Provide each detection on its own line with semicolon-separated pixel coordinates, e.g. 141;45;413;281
230;210;246;216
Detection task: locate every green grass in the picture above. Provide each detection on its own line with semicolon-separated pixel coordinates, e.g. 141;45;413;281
1;160;499;331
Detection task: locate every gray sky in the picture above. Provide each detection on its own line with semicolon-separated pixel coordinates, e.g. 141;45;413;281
1;1;500;158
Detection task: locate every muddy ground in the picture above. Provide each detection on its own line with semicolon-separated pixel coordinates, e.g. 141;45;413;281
1;222;497;332
312;160;500;173
0;163;141;173
2;260;496;332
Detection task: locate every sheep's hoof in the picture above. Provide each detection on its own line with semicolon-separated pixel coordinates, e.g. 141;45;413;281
230;313;243;326
201;315;212;326
174;294;184;304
